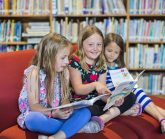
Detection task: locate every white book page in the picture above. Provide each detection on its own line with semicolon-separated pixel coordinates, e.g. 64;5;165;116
45;94;108;111
110;68;134;87
103;68;145;111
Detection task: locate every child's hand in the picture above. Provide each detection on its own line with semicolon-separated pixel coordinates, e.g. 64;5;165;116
95;82;111;95
52;107;73;119
114;96;124;107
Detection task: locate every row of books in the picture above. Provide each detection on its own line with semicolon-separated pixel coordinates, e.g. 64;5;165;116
134;73;165;95
52;0;126;15
129;0;165;14
129;19;165;42
22;22;50;38
128;44;165;69
0;0;50;15
53;17;127;42
0;44;37;52
0;20;22;42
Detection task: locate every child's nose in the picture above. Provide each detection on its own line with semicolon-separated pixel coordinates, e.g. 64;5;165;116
93;45;99;50
110;53;114;57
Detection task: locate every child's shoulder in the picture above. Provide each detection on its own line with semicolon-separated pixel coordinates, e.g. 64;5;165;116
70;54;80;62
24;65;46;79
24;65;38;75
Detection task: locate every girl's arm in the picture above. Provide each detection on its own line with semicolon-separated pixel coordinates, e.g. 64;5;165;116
98;73;112;102
27;68;50;116
98;72;107;85
27;68;73;119
69;66;96;95
69;67;111;95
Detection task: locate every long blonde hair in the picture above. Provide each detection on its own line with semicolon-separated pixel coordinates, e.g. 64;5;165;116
31;33;72;105
76;25;106;71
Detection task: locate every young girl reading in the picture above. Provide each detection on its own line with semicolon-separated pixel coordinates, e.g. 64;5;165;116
17;33;91;139
69;25;136;133
104;32;165;133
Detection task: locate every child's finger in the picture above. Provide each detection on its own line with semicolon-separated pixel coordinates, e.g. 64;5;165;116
105;89;112;94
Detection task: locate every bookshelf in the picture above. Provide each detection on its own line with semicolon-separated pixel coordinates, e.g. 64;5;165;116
0;0;164;95
52;0;165;95
0;0;53;52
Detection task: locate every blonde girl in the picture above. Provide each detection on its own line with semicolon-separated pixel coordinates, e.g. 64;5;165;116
17;33;91;139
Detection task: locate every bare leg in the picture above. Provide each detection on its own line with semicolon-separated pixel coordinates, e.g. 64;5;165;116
144;102;164;121
48;131;66;139
122;104;141;116
100;107;120;123
156;106;165;117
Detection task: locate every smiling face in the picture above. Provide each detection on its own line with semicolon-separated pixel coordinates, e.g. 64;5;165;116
55;47;70;72
83;33;103;65
104;42;121;66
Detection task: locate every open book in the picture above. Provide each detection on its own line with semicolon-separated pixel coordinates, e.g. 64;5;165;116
46;94;109;111
103;68;145;111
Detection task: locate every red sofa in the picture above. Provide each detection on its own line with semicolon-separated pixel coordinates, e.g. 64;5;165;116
0;49;165;139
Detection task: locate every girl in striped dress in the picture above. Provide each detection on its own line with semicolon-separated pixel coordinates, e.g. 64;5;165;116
104;33;165;133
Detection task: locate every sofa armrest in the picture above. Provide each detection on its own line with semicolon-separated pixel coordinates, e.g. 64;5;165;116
0;50;36;132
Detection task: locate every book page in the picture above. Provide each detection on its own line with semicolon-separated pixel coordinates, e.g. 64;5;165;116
110;68;145;93
103;68;145;111
45;94;108;111
103;91;130;111
46;100;89;111
110;68;134;87
134;70;145;81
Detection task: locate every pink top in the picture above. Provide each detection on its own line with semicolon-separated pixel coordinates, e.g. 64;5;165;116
17;65;61;129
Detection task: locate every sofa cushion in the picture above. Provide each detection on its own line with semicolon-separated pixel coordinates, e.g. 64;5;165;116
0;50;36;132
72;119;139;139
115;96;165;139
0;125;37;139
0;120;139;139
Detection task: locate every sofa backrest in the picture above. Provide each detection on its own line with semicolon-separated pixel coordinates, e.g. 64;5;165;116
0;50;36;132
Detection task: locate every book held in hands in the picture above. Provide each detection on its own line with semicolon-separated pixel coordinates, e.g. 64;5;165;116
46;94;109;111
103;68;145;111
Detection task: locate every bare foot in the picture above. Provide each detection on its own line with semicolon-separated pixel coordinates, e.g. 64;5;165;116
122;103;142;116
160;118;165;134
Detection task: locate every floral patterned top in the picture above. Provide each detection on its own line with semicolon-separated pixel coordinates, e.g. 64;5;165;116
69;55;106;102
17;65;62;129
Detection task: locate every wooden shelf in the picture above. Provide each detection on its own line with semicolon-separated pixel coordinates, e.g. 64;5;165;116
128;68;165;71
129;14;165;17
0;15;50;20
54;14;127;17
0;42;28;45
129;41;165;44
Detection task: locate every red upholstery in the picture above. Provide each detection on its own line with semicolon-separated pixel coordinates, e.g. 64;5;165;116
0;49;165;139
